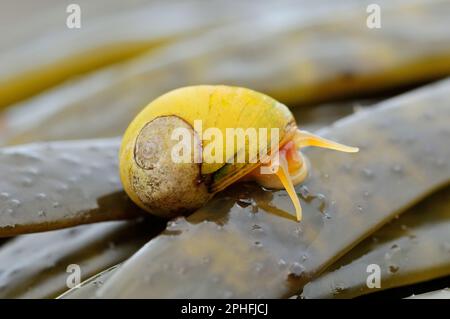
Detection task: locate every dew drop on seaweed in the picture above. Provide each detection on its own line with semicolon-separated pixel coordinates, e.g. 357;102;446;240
20;177;33;187
35;193;47;200
288;262;304;277
254;241;263;249
9;199;21;208
37;210;46;217
254;263;263;273
278;258;287;268
362;168;374;179
0;192;10;200
391;164;404;175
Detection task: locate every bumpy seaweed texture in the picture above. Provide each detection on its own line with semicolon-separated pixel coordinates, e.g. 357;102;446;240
2;0;450;145
0;219;164;298
302;187;450;298
96;79;450;298
0;139;141;237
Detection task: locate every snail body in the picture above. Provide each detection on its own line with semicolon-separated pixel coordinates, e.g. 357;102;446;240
120;86;358;221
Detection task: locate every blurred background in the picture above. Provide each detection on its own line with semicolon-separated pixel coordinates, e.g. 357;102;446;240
1;0;450;144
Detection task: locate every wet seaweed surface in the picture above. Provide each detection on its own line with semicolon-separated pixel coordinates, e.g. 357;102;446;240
0;218;164;298
302;187;450;298
0;139;141;237
95;80;450;298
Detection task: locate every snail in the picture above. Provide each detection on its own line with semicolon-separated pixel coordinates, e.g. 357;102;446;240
119;85;358;221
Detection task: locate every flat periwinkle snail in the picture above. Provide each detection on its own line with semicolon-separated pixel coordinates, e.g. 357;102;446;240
119;86;358;221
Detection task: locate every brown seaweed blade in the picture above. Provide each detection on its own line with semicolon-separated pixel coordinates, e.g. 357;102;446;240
302;187;450;299
0;138;142;237
58;264;121;299
96;79;450;298
3;0;450;145
0;219;164;298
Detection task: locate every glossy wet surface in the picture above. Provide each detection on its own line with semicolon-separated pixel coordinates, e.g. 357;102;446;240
0;218;164;298
0;139;141;236
302;187;450;298
96;79;450;298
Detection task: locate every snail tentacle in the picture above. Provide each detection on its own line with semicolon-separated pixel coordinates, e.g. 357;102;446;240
294;129;359;153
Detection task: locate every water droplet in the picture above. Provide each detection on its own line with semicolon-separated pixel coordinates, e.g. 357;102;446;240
288;262;304;277
356;205;363;213
20;177;33;187
37;210;46;217
278;259;287;268
56;183;69;193
52;202;61;208
5;208;14;215
254;241;263;248
391;244;400;251
293;226;302;237
254;263;263;273
9;199;21;208
35;193;47;200
25;167;40;176
391;164;403;174
301;254;308;261
0;192;10;200
68;176;80;183
362;168;374;179
363;191;370;198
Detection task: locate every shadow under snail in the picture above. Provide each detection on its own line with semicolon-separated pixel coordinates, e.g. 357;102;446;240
119;85;358;222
